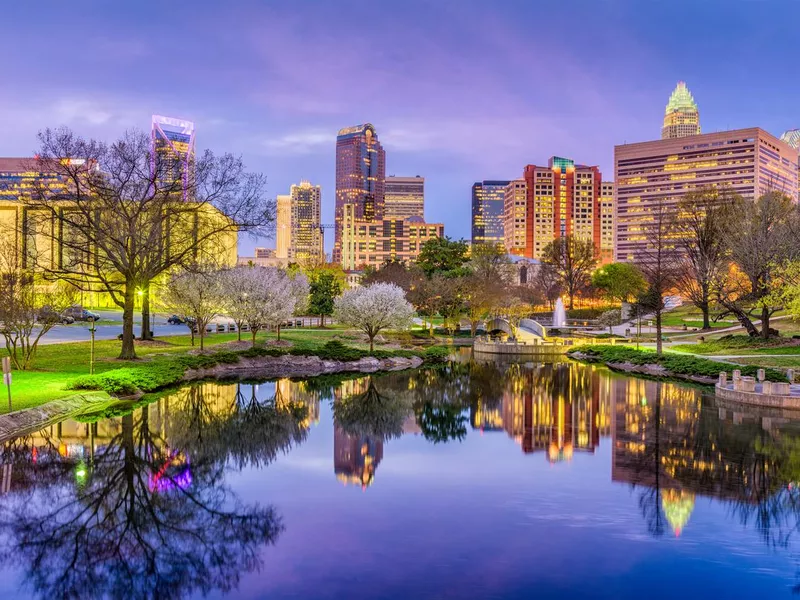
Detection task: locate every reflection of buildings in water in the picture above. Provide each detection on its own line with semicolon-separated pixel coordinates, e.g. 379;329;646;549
1;378;321;496
333;427;383;489
661;488;696;537
471;363;610;462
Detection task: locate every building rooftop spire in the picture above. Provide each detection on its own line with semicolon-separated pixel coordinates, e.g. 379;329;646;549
662;81;700;139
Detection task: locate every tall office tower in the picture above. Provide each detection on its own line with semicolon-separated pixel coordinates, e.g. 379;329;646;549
599;182;615;264
471;180;510;247
781;129;800;149
289;181;323;265
276;194;291;259
385;175;424;219
151;115;196;200
503;179;527;256
661;81;700;140
334;123;385;263
615;128;799;262
519;157;604;260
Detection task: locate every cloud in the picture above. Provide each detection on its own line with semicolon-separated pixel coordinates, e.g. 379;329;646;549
261;129;332;156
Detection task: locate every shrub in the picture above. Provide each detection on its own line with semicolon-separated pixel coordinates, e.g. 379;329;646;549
568;345;785;382
423;346;451;364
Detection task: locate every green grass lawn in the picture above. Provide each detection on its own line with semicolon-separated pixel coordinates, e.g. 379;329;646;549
1;325;371;414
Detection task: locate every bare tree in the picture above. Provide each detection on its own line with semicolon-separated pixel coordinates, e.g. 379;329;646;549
717;192;800;338
674;187;733;330
635;197;679;355
540;235;596;310
0;237;76;369
22;127;271;359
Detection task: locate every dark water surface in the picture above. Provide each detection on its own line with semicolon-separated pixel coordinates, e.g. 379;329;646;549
2;355;800;599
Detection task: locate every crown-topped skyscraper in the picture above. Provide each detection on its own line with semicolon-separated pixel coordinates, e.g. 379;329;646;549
661;81;700;139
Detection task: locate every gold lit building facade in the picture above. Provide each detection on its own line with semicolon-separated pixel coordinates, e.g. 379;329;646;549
340;203;444;271
661;81;700;140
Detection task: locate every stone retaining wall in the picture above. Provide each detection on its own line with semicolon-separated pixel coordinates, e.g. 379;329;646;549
715;384;800;409
473;339;569;356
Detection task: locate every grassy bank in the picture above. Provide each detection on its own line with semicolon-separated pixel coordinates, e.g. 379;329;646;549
672;334;800;356
4;328;450;412
568;345;786;383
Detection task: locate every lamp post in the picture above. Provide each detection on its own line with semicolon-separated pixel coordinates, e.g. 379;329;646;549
89;316;96;375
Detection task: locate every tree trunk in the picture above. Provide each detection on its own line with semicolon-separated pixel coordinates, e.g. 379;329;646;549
199;325;205;351
655;308;663;356
761;306;771;339
237;321;242;341
369;335;374;352
717;299;760;337
320;314;325;328
701;302;710;330
251;327;257;348
119;284;137;359
568;293;575;311
140;283;151;340
470;320;478;337
277;323;282;341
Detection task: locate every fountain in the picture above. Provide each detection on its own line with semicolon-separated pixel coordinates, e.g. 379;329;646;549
552;298;567;328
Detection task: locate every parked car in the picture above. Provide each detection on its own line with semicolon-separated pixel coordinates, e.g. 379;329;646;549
167;314;186;325
37;306;75;325
63;306;101;322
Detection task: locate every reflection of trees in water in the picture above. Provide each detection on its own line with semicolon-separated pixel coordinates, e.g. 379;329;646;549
333;377;412;442
0;382;310;600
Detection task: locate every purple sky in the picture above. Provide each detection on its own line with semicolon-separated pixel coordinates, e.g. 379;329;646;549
2;0;798;255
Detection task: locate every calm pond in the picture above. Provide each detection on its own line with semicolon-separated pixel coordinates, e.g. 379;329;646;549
1;354;800;599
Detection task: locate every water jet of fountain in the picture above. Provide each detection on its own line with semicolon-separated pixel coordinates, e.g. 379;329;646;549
552;298;567;328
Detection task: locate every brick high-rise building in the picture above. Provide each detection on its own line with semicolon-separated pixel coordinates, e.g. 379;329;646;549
334;123;385;263
514;157;609;261
615;128;799;262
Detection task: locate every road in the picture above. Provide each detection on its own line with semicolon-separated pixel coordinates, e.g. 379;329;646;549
2;311;326;347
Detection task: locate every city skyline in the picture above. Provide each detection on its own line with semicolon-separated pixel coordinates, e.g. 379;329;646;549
1;0;799;255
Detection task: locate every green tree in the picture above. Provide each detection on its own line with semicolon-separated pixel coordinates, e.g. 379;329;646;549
415;236;470;277
308;269;344;327
592;263;646;305
540;235;597;310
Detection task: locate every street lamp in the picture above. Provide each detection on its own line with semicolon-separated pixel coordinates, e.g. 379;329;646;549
88;316;97;374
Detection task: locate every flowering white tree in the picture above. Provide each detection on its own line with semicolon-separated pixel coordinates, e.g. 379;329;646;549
161;270;224;350
334;283;415;351
220;266;309;346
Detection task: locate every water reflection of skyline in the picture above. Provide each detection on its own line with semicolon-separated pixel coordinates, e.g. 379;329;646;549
3;362;800;598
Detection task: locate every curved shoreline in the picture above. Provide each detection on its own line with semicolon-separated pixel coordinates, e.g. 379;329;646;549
0;354;424;442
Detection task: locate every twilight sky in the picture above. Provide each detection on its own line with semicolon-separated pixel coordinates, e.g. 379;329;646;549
2;0;798;255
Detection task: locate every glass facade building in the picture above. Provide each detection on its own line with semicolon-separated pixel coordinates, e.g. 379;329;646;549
334;124;385;263
151;115;196;201
471;180;510;247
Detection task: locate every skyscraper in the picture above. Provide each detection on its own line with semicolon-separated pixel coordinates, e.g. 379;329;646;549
151;115;196;200
661;81;700;140
471;180;510;247
503;179;527;256
334;123;385;263
385;175;424;219
514;157;608;261
289;181;323;265
781;129;800;149
615;128;798;262
275;194;291;259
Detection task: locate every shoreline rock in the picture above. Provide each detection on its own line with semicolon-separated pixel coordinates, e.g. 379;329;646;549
183;354;424;381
